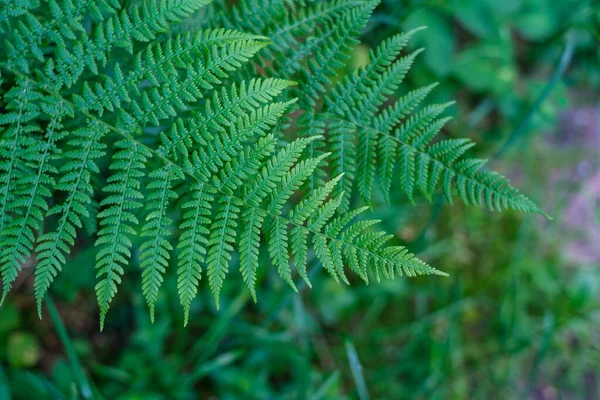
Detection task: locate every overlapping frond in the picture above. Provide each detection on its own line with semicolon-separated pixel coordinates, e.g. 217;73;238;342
74;29;268;118
5;0;119;75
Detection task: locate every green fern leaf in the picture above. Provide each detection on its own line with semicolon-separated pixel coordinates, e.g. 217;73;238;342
34;121;108;315
177;183;214;326
206;195;241;309
95;139;151;330
140;165;183;321
0;97;70;304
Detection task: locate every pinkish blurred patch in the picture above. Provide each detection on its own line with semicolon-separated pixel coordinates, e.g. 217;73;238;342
557;107;600;264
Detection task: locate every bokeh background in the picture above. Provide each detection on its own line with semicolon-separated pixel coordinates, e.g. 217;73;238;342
1;0;599;398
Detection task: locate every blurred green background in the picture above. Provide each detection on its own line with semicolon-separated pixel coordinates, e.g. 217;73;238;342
1;0;600;398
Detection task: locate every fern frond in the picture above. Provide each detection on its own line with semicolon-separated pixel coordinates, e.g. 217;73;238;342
0;80;42;234
159;78;294;161
269;216;294;289
34;121;108;315
177;182;214;325
0;0;547;328
20;79;442;321
0;97;71;304
89;0;212;56
239;206;265;301
295;1;376;195
239;136;321;298
0;80;45;302
140;165;183;321
95;139;151;330
5;0;119;74
40;0;211;89
283;1;375;96
315;30;544;214
376;84;439;202
204;136;277;306
186;101;295;182
206;195;240;309
0;0;39;33
326;29;424;118
326;112;545;214
219;0;293;33
324;30;425;206
75;29;267;118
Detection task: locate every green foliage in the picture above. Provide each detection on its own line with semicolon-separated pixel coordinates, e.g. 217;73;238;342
0;0;543;329
0;0;596;399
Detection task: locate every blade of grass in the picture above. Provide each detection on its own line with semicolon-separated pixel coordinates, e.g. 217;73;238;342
187;351;242;383
46;296;94;400
0;364;10;400
345;340;370;400
493;33;575;159
11;370;67;399
525;312;555;396
191;290;250;361
311;371;341;400
265;260;320;326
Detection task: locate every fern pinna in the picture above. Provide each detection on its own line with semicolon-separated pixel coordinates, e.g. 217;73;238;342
0;0;544;329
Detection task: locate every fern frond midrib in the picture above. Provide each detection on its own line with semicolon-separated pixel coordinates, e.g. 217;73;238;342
76;31;265;113
10;72;433;274
106;142;137;264
269;0;365;39
160;80;289;158
323;112;535;209
145;169;172;265
133;39;265;126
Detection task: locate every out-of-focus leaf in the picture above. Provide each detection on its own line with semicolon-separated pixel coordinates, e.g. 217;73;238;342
403;10;455;76
452;42;515;94
7;332;41;368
